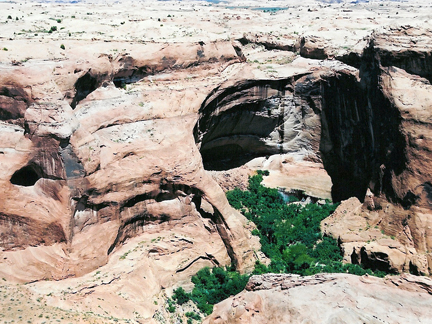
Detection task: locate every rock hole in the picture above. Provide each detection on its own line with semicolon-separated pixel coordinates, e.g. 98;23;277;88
409;261;419;275
10;164;42;186
401;191;418;209
59;138;70;149
113;78;126;89
71;72;99;109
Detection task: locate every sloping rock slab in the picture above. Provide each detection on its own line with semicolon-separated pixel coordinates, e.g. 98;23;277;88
204;273;432;324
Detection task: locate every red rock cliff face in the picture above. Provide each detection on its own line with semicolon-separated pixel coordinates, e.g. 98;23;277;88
1;26;432;281
321;27;432;275
194;75;324;170
0;41;263;281
194;27;432;275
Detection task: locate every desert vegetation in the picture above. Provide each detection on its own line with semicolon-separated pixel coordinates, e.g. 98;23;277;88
171;171;386;316
227;171;386;277
170;266;249;316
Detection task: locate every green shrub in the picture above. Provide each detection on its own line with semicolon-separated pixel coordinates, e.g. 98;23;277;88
48;26;57;33
166;298;176;313
192;267;249;315
226;172;386;277
185;312;200;321
173;267;249;316
282;243;315;271
256;169;269;176
60;44;65;50
172;287;189;305
174;172;389;317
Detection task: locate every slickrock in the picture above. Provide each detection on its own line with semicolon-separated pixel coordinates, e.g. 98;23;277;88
1;0;432;322
204;273;432;324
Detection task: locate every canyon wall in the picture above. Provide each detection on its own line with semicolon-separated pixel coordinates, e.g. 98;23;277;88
322;27;432;275
1;26;432;281
0;41;263;283
195;26;432;276
1;10;432;321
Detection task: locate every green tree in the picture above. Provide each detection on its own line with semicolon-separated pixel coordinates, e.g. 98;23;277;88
172;287;190;305
225;172;386;277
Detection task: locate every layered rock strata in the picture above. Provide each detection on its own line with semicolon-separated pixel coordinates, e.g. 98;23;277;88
1;1;432;321
2;26;432;279
320;27;432;275
0;41;262;283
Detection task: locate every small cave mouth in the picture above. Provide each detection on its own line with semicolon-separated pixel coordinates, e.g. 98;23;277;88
113;67;151;89
113;77;139;89
409;261;420;276
359;247;397;274
10;164;43;187
401;191;418;209
71;72;99;109
112;76;143;89
113;78;126;89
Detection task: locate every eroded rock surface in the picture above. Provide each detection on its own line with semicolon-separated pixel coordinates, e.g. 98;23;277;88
0;39;265;283
1;0;432;322
204;273;432;324
321;26;432;275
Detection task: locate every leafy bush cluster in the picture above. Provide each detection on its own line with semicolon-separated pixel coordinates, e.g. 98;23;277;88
227;171;386;277
172;266;249;316
186;311;201;324
171;171;385;317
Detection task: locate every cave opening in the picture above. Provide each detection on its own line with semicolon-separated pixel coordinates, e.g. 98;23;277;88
359;247;397;274
194;80;290;171
195;70;406;204
409;261;420;276
71;72;99;109
10;164;42;187
113;79;125;89
113;67;150;89
201;143;267;171
113;77;141;89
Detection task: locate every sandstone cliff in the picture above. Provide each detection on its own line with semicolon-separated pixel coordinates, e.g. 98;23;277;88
0;40;264;283
1;0;432;322
321;26;432;275
204;273;432;324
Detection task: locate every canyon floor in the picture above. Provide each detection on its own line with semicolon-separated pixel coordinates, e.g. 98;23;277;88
1;0;432;323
